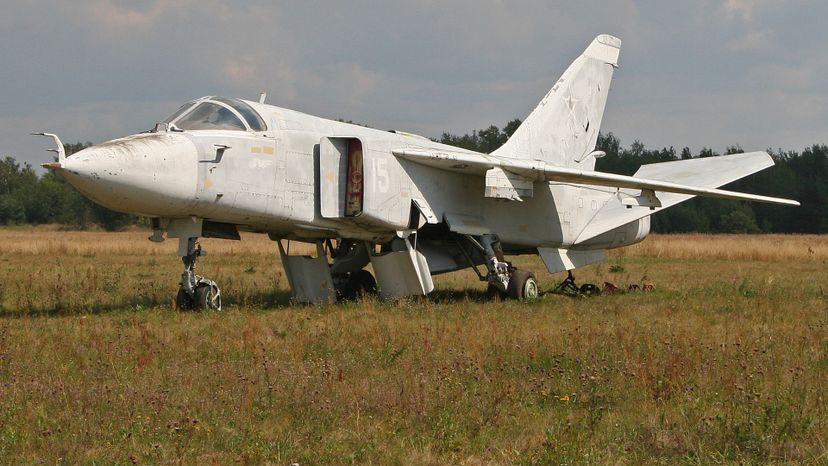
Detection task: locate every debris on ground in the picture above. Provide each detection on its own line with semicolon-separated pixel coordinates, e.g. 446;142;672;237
549;274;656;298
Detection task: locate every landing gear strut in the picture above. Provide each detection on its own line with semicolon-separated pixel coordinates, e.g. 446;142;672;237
176;237;222;311
471;235;539;300
552;270;601;297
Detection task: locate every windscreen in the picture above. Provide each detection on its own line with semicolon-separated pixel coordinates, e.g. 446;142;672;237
174;102;247;131
162;103;196;125
213;97;268;131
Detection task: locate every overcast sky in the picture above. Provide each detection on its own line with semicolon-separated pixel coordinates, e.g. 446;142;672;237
2;0;826;168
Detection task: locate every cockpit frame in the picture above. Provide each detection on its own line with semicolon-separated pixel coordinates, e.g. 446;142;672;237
161;97;268;133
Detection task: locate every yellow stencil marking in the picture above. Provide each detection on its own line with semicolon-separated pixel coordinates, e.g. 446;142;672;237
263;146;274;155
204;177;214;190
251;146;262;154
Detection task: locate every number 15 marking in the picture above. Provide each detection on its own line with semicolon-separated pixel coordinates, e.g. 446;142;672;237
373;158;389;193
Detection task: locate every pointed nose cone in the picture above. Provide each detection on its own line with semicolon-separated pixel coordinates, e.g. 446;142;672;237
60;133;199;216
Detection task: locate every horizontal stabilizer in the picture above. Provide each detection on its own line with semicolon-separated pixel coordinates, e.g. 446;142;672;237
393;148;799;207
573;152;795;244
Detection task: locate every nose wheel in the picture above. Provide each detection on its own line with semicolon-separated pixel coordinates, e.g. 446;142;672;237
176;238;222;311
471;234;540;301
507;269;539;300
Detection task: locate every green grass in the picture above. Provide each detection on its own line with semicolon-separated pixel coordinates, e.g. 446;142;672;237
0;229;825;464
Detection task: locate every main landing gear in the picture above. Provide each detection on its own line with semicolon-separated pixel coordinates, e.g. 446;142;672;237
317;239;374;301
334;269;378;301
175;237;222;311
329;239;378;301
469;235;539;301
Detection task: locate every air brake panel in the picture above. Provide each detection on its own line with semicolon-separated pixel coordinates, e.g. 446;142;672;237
319;136;363;219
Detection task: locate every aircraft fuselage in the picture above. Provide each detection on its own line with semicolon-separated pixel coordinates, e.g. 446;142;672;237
59;97;645;255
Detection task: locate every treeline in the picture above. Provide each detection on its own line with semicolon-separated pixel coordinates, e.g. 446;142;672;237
1;126;825;233
0;143;137;231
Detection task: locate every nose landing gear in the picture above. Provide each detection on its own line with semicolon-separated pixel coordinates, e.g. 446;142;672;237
470;234;539;301
507;269;539;300
175;237;222;311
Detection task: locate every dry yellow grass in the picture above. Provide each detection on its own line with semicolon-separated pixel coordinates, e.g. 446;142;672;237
0;227;825;464
1;227;823;262
0;226;272;256
617;233;828;262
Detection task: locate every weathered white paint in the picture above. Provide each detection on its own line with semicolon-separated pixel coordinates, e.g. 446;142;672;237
538;248;608;273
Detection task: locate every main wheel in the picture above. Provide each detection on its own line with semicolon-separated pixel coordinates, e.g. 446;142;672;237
351;270;377;298
175;287;193;311
194;283;222;311
506;270;539;300
336;270;378;301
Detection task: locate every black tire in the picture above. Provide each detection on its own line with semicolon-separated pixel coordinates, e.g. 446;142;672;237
194;283;222;311
345;270;377;300
506;270;538;300
175;287;193;311
333;274;351;301
579;283;602;296
337;270;379;301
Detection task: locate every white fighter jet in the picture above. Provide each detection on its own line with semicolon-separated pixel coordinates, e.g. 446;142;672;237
35;35;798;309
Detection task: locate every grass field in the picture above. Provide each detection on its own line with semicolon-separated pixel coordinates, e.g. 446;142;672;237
0;228;825;464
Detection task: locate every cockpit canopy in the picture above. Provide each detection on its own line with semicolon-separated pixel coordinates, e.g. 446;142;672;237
162;97;267;132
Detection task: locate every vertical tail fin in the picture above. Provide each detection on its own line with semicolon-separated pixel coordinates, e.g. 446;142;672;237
492;35;621;170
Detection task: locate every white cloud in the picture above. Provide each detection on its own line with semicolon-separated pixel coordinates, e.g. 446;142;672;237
749;62;814;90
345;64;385;107
223;56;263;85
727;28;774;52
722;0;762;21
771;91;825;120
81;0;194;31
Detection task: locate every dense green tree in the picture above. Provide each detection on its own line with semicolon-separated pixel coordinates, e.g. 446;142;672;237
0;157;37;195
698;147;718;158
503;119;522;137
0;195;26;224
725;145;744;155
440;120;522;153
718;210;760;234
0;157;37;225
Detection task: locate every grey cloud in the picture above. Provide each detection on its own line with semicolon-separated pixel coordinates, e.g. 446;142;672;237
1;0;826;169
